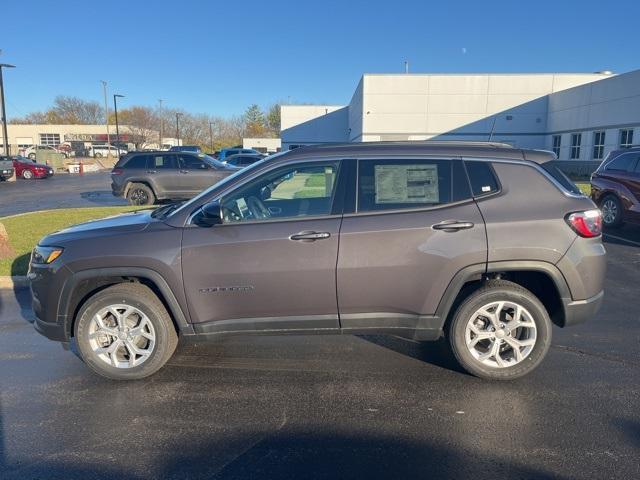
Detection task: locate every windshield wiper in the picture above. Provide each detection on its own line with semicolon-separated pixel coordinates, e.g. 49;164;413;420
151;201;185;219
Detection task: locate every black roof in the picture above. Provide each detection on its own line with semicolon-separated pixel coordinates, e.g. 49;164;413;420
278;141;556;164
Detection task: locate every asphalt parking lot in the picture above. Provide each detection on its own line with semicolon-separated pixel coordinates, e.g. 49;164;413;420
0;172;126;217
0;227;639;479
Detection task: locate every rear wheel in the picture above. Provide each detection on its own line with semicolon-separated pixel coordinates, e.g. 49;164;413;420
28;153;36;160
600;194;623;228
94;152;103;158
127;183;155;205
447;280;552;380
74;283;178;380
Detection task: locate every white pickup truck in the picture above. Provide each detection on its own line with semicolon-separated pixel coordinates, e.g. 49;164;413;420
88;144;128;158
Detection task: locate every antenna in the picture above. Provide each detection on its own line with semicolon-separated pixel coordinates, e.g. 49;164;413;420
488;116;497;141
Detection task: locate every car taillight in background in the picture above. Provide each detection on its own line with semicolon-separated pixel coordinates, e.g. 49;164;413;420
111;168;124;176
566;209;603;238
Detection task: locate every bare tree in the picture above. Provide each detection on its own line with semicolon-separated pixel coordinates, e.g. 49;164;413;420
109;106;158;148
51;96;104;124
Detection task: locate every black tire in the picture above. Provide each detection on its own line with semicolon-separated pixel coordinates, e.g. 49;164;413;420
127;182;155;205
447;280;552;380
600;194;624;228
74;283;178;380
22;169;33;180
94;152;102;158
28;153;36;160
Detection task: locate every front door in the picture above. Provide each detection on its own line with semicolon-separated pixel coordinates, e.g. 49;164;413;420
337;157;487;331
181;160;344;334
176;154;222;194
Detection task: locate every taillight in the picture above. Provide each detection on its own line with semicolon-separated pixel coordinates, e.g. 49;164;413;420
111;168;124;176
566;209;602;238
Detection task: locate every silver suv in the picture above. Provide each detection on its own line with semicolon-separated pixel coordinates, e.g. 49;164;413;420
32;142;606;381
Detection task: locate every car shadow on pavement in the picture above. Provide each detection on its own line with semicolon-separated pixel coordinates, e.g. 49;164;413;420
0;429;574;480
359;335;467;375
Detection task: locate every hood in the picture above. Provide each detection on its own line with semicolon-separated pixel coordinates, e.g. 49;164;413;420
40;209;157;245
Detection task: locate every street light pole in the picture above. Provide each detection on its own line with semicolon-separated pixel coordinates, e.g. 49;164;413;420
100;81;111;149
0;63;16;157
158;99;163;149
209;121;214;153
175;112;182;147
0;63;16;182
113;94;124;151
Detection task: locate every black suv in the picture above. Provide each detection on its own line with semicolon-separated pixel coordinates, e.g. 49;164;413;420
111;151;239;205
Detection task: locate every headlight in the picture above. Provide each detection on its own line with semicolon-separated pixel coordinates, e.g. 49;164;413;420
31;246;64;264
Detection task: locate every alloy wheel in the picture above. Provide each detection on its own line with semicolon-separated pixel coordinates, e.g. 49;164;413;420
130;189;149;205
601;199;618;225
88;304;156;368
23;170;33;179
464;301;537;368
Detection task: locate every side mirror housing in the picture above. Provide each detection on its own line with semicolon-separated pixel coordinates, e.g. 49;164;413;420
195;201;222;227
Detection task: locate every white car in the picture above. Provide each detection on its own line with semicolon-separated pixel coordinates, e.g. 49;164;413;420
89;145;127;158
23;145;68;160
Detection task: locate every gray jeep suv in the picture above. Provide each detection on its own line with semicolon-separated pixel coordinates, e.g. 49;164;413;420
31;142;606;381
111;151;238;205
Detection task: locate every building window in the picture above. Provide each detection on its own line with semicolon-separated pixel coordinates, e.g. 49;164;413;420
570;133;581;159
592;131;605;160
552;135;561;157
39;133;61;146
619;129;634;148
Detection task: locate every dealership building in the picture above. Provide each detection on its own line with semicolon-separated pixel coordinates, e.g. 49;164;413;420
280;69;640;161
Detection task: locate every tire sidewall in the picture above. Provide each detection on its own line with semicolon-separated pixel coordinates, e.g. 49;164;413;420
74;290;173;380
449;286;552;380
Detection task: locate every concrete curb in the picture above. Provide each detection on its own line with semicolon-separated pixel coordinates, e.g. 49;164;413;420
0;276;29;289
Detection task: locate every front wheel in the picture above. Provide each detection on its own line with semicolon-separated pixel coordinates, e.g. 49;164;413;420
447;280;552;380
22;169;33;179
74;283;178;380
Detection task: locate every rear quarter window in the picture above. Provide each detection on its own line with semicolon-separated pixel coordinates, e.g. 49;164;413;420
464;161;500;196
540;163;582;195
124;155;148;169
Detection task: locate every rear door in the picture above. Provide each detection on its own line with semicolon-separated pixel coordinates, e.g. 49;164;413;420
336;157;487;330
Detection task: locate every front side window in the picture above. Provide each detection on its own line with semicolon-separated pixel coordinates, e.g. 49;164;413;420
179;155;207;170
221;162;338;223
552;135;562;158
620;129;634;148
593;131;605;160
357;159;469;212
570;133;582;159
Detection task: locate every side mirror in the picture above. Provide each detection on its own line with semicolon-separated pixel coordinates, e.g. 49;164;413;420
195;201;222;227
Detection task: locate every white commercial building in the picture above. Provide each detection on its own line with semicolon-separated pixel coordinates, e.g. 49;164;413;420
281;70;640;162
242;137;281;153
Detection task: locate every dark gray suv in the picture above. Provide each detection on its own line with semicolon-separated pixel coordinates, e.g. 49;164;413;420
31;142;606;381
111;151;238;205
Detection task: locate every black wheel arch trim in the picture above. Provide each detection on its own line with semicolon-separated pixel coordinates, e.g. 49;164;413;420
58;267;193;337
434;260;573;329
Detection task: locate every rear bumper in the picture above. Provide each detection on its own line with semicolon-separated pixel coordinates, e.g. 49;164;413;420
561;290;604;327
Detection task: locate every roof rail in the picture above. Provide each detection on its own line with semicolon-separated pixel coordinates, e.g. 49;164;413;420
310;140;516;149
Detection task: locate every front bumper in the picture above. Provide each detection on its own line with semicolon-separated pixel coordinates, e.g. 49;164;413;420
561;290;604;327
1;168;14;179
29;262;73;342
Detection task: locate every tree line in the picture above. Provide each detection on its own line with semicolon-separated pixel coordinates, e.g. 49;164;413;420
10;96;281;151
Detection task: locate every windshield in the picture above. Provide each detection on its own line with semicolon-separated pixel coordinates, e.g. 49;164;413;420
169;151;288;218
200;153;227;169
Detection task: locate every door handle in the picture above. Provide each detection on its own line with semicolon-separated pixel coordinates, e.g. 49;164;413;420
432;221;474;232
289;231;331;242
179;170;189;174
146;170;157;174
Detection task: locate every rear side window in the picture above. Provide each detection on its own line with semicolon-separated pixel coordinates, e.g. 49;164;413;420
540;163;581;194
357;159;470;212
151;155;177;169
606;153;637;172
124;155;148;169
465;161;500;196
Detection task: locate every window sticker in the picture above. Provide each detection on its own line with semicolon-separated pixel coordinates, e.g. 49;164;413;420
374;164;439;204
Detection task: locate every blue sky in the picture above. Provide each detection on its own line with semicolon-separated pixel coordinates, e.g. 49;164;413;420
1;0;639;118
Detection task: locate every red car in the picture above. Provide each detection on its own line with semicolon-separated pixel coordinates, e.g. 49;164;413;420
12;155;54;180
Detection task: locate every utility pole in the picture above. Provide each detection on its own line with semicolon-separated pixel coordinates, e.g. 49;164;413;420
0;63;16;182
158;99;163;149
100;80;111;149
404;60;409;74
175;112;182;147
113;94;124;153
209;121;214;153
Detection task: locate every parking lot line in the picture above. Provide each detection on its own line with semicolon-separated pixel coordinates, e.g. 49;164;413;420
603;233;640;248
